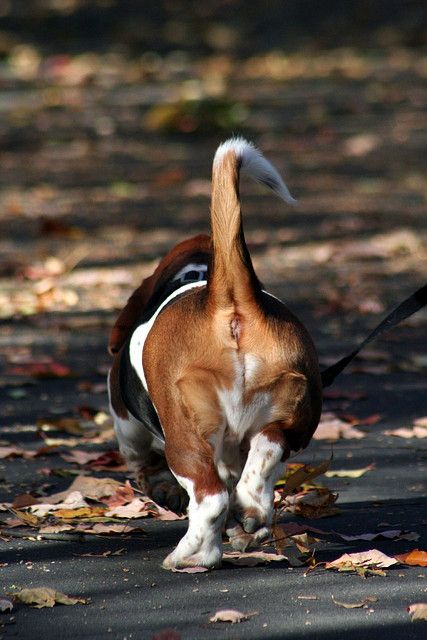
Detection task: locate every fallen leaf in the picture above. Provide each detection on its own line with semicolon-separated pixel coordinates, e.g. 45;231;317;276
106;498;151;519
46;476;122;503
12;493;40;509
322;390;366;401
332;595;378;609
151;505;187;521
61;450;105;465
325;549;398;577
38;524;74;534
79;523;143;535
30;491;90;516
395;549;427;567
222;551;288;566
414;417;427;428
325;465;374;478
271;522;329;554
54;506;106;520
10;509;40;527
407;603;427;621
151;630;181;640
313;414;366;440
338;529;419;542
171;566;209;574
209;609;258;623
0;445;55;460
278;458;332;494
383;427;427;439
103;480;135;507
13;587;87;608
282;488;339;518
78;548;126;558
37;417;85;435
8;361;71;379
0;597;13;612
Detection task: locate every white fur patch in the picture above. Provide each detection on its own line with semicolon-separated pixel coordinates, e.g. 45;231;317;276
163;474;228;569
234;433;284;525
213;137;296;205
217;353;272;439
129;280;206;391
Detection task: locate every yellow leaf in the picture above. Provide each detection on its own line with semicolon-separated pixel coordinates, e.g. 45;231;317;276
14;587;87;608
325;464;374;478
278;458;332;494
54;506;106;520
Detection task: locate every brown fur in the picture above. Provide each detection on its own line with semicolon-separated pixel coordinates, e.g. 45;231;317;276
109;142;322;567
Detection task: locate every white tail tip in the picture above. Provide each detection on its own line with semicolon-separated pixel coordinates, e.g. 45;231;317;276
213;137;296;205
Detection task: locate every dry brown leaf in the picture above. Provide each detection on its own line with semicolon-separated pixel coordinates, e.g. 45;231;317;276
38;524;74;534
383;427;427;439
103;480;135;507
279;458;331;494
209;609;258;623
222;551;288;566
407;603;427;621
10;509;40;527
395;549;427;567
151;630;181;640
171;566;209;574
79;523;143;535
106;498;151;519
45;476;122;503
0;445;55;460
325;549;398;576
332;595;378;609
12;493;40;509
78;548;126;558
283;488;339;518
313;414;366;441
151;505;187;521
61;450;105;465
13;587;87;608
339;529;419;542
325;464;374;478
37;417;85;435
0;597;13;612
30;491;90;516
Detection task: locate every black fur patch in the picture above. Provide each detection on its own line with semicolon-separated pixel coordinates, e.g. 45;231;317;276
120;341;165;442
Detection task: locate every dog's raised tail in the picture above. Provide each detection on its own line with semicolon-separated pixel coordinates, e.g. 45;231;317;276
208;137;295;317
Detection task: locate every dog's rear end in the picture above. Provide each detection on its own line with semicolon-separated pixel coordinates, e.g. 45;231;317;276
109;138;322;569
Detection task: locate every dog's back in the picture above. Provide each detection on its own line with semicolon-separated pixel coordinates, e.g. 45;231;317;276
109;138;322;569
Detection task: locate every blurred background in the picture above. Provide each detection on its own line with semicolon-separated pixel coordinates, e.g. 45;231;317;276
0;0;426;398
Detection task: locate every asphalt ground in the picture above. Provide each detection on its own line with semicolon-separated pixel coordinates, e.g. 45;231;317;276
1;319;426;640
0;32;427;640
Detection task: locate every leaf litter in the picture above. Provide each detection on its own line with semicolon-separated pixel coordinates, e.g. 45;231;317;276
332;595;378;609
407;603;427;622
12;587;87;608
209;609;259;624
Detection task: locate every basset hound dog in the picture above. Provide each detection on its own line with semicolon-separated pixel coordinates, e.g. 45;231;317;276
108;138;322;569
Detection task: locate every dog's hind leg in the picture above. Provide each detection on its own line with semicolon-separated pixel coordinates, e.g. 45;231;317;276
112;410;187;512
226;422;288;551
162;457;228;570
160;375;229;569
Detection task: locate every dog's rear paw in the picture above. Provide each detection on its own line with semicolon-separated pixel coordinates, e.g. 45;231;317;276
162;546;222;571
226;520;270;552
151;479;188;513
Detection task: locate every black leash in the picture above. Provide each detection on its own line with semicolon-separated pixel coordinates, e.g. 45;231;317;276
321;284;427;388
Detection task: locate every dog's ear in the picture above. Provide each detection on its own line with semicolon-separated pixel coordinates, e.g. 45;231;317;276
108;275;156;354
